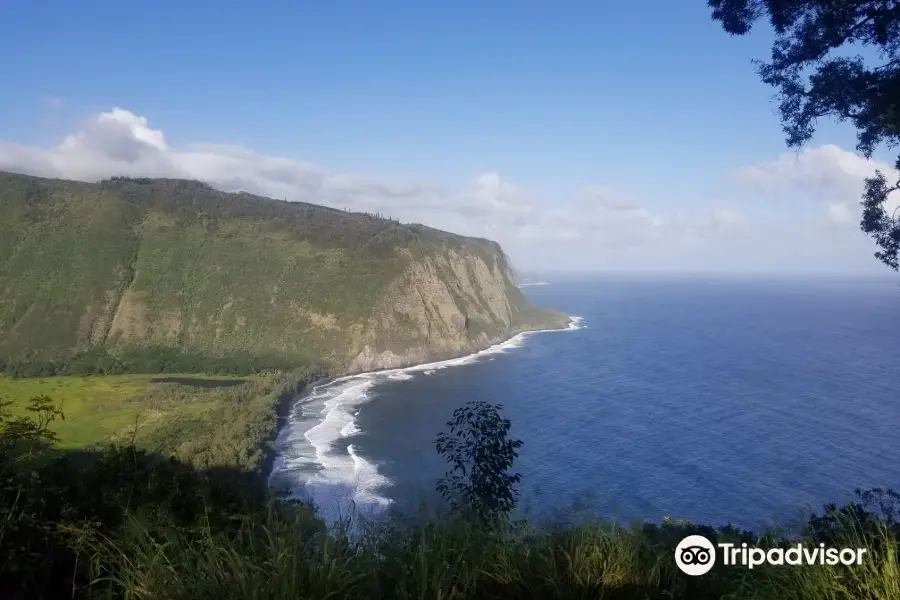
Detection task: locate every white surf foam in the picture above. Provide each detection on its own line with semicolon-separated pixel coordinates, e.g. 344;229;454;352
387;372;413;381
567;315;585;330
269;315;585;522
518;281;550;287
341;420;361;436
269;377;392;519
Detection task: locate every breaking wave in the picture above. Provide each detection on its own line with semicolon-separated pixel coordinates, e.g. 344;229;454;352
268;316;585;523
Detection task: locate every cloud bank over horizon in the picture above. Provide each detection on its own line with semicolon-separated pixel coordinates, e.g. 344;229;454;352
0;108;895;274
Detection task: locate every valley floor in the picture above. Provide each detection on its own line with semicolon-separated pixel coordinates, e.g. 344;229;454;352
0;373;259;449
0;370;310;476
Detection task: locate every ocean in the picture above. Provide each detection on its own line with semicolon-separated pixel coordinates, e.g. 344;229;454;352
268;275;900;531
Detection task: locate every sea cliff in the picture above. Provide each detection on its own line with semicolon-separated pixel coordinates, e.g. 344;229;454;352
0;172;568;375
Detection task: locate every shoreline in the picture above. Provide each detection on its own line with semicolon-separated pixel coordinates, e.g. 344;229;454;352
348;314;578;377
266;315;583;499
277;314;580;421
303;314;578;395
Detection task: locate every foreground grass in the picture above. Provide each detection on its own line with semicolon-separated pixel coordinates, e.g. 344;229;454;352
85;502;899;600
0;373;258;448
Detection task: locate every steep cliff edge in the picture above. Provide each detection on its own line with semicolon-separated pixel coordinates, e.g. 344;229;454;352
347;239;567;372
0;172;568;375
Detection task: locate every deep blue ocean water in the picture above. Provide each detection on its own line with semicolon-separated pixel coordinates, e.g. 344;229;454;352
269;275;900;530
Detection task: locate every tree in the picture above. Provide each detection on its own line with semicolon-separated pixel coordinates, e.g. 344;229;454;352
435;401;523;523
0;395;63;469
709;0;900;269
0;396;66;595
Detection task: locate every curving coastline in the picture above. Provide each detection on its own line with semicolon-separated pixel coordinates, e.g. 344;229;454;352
268;315;584;521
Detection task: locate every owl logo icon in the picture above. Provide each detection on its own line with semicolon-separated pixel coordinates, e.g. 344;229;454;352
675;535;716;576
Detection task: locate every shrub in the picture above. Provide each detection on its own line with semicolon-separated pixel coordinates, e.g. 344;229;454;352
435;400;523;524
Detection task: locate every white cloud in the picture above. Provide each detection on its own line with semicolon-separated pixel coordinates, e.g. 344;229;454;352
0;108;601;244
566;186;746;248
732;144;888;193
709;208;748;227
45;96;64;110
5;107;874;273
581;186;642;212
0;108;440;215
731;144;900;224
827;201;856;224
458;172;538;224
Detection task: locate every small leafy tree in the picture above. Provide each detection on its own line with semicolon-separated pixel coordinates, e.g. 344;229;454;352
0;395;63;473
435;401;523;523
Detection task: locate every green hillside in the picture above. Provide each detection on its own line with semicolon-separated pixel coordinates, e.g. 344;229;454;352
0;172;567;376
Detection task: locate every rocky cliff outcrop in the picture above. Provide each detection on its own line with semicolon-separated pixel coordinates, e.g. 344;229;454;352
347;247;566;372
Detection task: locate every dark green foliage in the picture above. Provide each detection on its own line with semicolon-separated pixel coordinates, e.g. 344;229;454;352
0;398;305;599
135;371;321;474
0;395;63;460
861;171;900;269
709;0;900;270
1;398;899;598
435;401;523;523
1;346;311;378
806;487;900;546
0;396;69;597
97;175;418;259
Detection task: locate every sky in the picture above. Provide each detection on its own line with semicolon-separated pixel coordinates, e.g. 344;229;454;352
1;0;898;275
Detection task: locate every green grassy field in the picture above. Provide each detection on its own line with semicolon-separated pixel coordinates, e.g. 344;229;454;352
0;373;258;449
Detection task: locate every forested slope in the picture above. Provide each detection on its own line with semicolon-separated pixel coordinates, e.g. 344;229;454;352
0;172;567;375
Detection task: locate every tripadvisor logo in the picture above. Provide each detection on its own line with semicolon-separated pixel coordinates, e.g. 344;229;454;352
675;535;717;576
675;535;868;576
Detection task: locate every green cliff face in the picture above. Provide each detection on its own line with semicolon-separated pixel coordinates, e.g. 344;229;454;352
0;172;568;374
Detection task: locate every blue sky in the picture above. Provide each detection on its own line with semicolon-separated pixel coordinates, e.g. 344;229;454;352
0;1;895;274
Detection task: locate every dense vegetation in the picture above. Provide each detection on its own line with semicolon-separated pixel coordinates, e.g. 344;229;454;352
0;172;564;377
1;369;319;471
1;397;897;599
0;373;243;449
0;346;307;379
709;0;900;271
134;370;322;474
